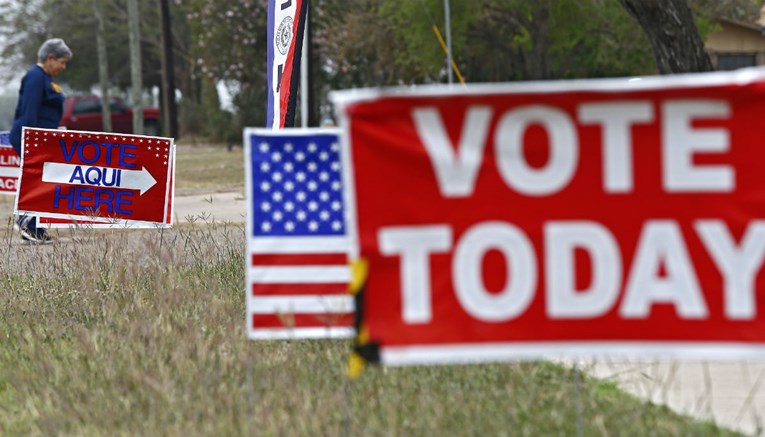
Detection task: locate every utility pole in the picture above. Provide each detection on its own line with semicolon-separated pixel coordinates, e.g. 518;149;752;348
444;0;453;85
307;2;315;127
300;2;316;127
300;8;308;128
159;0;178;138
94;0;112;131
128;0;144;135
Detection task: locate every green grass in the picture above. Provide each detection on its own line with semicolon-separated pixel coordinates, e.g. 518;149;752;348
0;221;745;437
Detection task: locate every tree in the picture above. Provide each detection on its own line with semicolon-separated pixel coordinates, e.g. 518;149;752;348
128;0;144;134
313;0;657;94
460;0;657;81
689;0;761;22
159;0;178;138
618;0;713;73
313;0;404;93
379;0;478;83
0;0;758;139
0;0;165;93
179;0;267;137
94;0;112;131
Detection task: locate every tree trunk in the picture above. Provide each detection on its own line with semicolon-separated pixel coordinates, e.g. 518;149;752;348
128;0;144;135
159;0;178;138
619;0;713;74
94;0;112;132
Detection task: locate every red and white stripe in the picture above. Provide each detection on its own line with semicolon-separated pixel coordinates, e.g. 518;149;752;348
247;235;354;339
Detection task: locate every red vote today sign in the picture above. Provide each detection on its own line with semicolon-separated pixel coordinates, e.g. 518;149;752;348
334;70;765;366
15;127;174;226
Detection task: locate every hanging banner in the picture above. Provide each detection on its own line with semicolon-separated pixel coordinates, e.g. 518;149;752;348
0;131;20;195
332;68;765;366
15;128;175;228
266;0;308;129
244;127;353;339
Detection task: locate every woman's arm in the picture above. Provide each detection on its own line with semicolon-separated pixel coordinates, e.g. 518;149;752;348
17;70;45;128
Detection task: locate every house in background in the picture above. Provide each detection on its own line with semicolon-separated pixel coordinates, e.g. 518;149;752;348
705;17;765;70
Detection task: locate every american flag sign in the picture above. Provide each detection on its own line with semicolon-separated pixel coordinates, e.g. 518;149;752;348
244;128;354;339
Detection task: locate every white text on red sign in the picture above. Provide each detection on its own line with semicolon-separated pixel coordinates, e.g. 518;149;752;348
415;100;732;197
381;98;758;325
42;138;158;214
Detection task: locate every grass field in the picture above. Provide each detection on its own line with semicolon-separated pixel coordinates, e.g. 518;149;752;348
174;143;244;195
0;143;745;436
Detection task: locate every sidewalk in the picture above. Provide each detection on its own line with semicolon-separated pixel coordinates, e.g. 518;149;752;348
172;190;247;223
585;359;764;435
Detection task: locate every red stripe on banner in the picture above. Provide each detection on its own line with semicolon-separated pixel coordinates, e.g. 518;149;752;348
251;252;348;266
252;282;348;296
40;217;78;224
252;312;354;329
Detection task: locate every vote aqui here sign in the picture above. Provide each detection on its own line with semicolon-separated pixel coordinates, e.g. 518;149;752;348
15;127;175;227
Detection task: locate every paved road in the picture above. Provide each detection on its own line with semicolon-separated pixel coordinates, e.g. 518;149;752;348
2;191;764;435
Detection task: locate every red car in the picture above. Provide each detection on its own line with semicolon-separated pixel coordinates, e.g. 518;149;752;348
59;95;161;136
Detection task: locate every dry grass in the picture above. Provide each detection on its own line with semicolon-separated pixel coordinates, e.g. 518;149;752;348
174;143;244;196
0;140;748;436
0;220;744;437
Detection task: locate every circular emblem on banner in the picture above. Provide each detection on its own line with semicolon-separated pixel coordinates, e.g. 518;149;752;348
276;16;294;55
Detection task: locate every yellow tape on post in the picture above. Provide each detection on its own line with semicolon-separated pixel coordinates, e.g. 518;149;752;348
432;24;466;85
347;258;374;379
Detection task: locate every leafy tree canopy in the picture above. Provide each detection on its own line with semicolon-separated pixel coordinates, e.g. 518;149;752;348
0;0;761;135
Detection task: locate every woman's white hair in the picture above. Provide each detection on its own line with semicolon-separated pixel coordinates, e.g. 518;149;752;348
37;38;72;62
